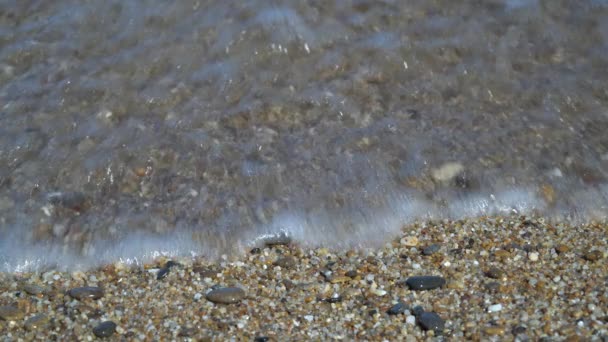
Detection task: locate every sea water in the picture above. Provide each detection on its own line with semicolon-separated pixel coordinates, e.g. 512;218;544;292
1;0;608;271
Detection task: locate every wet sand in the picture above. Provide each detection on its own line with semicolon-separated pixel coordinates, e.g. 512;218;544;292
1;215;606;340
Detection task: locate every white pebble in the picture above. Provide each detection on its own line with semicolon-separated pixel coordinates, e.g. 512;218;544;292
528;252;539;261
193;293;202;300
406;315;416;325
304;315;314;322
488;304;503;312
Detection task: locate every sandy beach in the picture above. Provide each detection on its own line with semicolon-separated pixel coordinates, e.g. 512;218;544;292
0;215;606;341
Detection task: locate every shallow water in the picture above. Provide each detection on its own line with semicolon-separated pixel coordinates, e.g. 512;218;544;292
1;0;608;271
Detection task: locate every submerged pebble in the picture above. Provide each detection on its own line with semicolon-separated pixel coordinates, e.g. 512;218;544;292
68;286;104;300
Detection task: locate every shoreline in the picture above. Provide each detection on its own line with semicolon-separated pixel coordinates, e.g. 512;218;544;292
1;215;606;340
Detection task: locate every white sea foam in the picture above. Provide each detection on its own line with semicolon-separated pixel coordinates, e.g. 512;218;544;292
2;185;607;273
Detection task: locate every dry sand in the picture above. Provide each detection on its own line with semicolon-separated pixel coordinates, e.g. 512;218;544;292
0;215;606;341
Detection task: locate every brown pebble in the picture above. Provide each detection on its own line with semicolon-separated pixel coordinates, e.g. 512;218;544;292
484;326;505;335
493;250;511;259
329;276;351;284
485;266;504;279
0;305;24;321
583;250;603;261
206;287;246;304
555;244;570;254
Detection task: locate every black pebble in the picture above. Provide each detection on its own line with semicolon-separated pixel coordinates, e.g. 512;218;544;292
93;321;117;338
387;302;407;315
405;276;446;290
157;267;170;280
418;312;445;334
412;305;425;317
254;337;270;342
250;247;261;254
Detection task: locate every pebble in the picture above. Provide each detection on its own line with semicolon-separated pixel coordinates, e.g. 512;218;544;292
484;326;506;335
418;312;445;334
93;320;117;338
23;284;47;296
254;337;270;342
24;314;49;331
273;256;297;268
528;252;539;261
206;287;246;304
387;302;407;315
422;244;441;256
0;305;24;321
68;286;104;300
401;236;419;247
583;250;602;261
157;267;170;280
485;266;504;279
487;304;503;312
405;276;446;290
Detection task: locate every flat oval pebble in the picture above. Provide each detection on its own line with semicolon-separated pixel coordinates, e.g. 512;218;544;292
405;276;446;290
93;320;117;338
206;287;246;304
68;286;104;300
0;305;24;321
24;314;49;331
23;284;47;296
418;312;445;333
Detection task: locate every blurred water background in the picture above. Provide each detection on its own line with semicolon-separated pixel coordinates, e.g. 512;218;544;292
1;0;608;271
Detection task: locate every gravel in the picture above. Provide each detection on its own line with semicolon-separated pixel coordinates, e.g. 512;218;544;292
0;216;606;340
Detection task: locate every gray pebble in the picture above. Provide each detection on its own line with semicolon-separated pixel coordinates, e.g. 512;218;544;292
23;284;47;296
405;276;446;290
418;312;445;334
273;256;297;268
206;287;246;304
422;244;441;256
68;286;104;300
387;301;407;315
93;320;117;338
24;314;49;331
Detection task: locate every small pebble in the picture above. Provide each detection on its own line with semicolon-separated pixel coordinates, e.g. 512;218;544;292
387;302;407;315
68;286;104;300
484;326;506;335
0;305;24;321
405;276;446;290
23;284;47;296
485;266;504;279
157;267;170;280
254;337;270;342
93;321;117;338
206;287;246;304
488;304;503;312
273;256;297;268
24;314;49;331
418;312;445;334
422;244;441;256
583;250;602;261
528;252;539;261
